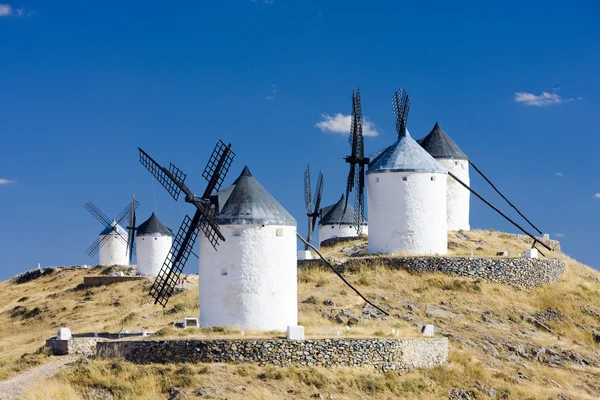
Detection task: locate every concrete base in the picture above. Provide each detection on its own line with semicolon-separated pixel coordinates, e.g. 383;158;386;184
524;248;538;259
422;325;435;337
286;325;305;340
297;250;313;260
57;328;72;340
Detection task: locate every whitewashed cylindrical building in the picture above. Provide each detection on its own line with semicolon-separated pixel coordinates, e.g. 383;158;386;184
367;131;448;255
419;122;470;231
198;166;298;331
135;213;172;276
99;221;130;265
319;195;368;244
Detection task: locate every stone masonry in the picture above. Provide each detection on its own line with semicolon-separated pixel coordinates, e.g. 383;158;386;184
96;338;448;371
299;257;566;288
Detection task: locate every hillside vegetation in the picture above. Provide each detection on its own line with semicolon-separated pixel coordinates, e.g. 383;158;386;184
1;230;599;399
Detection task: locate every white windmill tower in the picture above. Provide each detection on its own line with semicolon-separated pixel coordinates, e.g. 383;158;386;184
135;213;173;276
418;122;470;231
138;143;298;332
365;89;448;255
319;194;368;243
199;166;298;331
84;198;138;266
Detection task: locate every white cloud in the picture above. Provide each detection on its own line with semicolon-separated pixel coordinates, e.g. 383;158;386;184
556;172;563;177
266;84;277;100
0;4;12;16
555;233;565;238
594;193;600;199
251;0;274;4
0;178;14;185
514;89;582;107
315;113;380;137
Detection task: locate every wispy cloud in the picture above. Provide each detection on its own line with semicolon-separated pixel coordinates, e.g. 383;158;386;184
0;178;14;185
0;4;30;17
594;193;600;199
514;88;582;107
315;113;380;137
556;172;563;177
251;0;274;4
555;233;565;238
266;84;277;100
0;4;12;16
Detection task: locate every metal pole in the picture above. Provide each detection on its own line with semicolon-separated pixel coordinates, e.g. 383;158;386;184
296;233;389;316
448;172;552;252
469;160;543;235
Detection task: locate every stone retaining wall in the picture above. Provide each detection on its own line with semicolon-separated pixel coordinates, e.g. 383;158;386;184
299;257;566;288
96;338;448;371
46;338;98;356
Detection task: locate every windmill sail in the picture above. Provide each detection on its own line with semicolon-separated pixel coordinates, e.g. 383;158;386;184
139;140;235;307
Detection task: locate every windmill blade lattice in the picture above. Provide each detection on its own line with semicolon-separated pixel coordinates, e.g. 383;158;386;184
139;149;188;201
392;88;411;138
149;214;198;307
84;201;112;227
138;140;235;307
127;195;138;262
312;171;324;233
343;87;368;236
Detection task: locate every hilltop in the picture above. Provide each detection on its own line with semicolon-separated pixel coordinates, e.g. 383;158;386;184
1;230;599;399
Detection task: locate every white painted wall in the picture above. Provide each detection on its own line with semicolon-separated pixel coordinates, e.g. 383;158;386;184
198;224;298;331
366;172;447;255
319;224;369;243
136;234;172;276
99;233;130;265
439;159;470;231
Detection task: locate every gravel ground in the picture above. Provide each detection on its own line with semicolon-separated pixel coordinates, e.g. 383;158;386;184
0;355;79;400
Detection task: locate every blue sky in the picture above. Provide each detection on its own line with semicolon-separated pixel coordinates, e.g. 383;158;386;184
1;0;599;281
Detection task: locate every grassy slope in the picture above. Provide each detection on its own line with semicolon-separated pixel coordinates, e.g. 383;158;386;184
0;231;599;399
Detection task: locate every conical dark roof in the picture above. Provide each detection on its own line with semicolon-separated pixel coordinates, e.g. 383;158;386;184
319;195;367;226
217;166;296;226
418;122;467;160
367;131;446;174
136;213;172;236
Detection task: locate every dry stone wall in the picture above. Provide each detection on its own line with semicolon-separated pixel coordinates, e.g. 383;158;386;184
299;257;566;288
96;338;448;371
46;338;98;356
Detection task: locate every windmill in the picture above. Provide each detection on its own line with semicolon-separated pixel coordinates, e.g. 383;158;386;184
138;140;235;307
343;88;369;236
303;164;324;249
84;197;139;263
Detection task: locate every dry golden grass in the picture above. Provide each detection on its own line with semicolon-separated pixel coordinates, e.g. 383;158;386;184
3;230;600;399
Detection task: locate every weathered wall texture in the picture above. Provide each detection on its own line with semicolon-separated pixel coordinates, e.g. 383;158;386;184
46;338;98;356
96;338;448;371
319;224;368;244
299;256;566;288
198;225;298;331
367;172;448;256
99;233;130;266
440;158;470;232
136;234;172;276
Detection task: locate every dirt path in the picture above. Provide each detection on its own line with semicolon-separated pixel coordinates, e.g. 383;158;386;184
0;355;79;400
